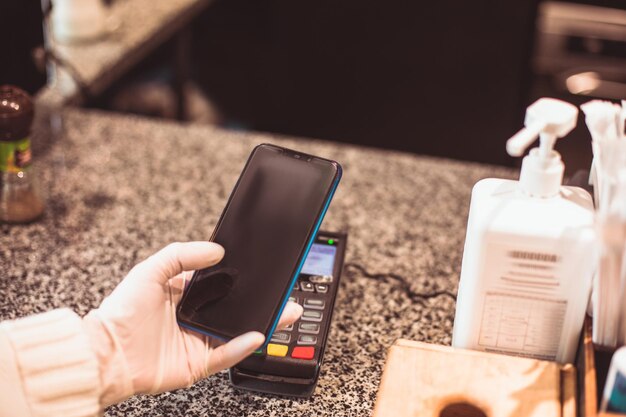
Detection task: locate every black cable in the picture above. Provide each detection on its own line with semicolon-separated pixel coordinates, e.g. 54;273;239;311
344;262;457;306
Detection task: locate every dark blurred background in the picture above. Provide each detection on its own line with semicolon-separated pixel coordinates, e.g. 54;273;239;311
1;1;46;94
3;0;625;173
191;0;538;167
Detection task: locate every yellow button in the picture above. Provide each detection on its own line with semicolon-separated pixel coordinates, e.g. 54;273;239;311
267;343;288;357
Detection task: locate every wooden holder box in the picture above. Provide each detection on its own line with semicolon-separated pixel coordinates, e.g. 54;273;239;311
577;317;621;417
372;339;575;417
372;318;625;417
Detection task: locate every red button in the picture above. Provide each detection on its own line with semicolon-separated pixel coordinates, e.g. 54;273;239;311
291;346;315;360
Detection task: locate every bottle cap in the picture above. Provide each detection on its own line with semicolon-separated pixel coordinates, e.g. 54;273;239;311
506;98;578;197
0;86;34;142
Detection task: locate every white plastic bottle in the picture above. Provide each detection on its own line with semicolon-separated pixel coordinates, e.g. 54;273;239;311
452;98;596;363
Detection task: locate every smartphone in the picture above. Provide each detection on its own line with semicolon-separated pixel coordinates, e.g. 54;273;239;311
176;144;342;343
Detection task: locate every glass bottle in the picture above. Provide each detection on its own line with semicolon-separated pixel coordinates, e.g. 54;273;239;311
0;85;45;223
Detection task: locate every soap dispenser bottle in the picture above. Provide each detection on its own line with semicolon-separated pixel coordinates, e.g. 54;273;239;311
452;98;596;363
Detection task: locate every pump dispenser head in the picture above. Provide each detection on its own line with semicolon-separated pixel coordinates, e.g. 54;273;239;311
506;98;578;197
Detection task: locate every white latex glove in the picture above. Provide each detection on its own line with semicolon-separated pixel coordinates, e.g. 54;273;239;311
83;242;303;406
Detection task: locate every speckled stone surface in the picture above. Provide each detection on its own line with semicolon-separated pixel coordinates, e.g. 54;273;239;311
0;107;515;416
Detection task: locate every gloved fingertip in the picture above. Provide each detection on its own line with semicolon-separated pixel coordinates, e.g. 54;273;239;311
237;331;265;350
284;301;304;320
286;301;304;315
204;331;266;375
205;242;225;264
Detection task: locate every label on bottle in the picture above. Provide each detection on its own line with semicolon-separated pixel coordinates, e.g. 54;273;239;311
477;241;566;361
0;137;32;173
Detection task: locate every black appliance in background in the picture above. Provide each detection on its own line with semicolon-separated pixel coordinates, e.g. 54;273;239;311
531;0;626;176
192;0;539;167
0;1;46;95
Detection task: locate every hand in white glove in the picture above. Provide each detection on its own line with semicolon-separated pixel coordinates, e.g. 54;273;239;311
83;242;303;406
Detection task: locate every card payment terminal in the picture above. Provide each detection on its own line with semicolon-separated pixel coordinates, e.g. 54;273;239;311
229;231;347;397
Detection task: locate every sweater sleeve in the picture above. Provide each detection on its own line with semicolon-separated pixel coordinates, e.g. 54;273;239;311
0;309;102;417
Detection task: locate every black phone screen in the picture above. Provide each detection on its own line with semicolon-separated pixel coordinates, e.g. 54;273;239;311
177;144;340;339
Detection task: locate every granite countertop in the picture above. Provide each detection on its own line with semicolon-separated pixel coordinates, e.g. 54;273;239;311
39;0;211;106
0;107;515;416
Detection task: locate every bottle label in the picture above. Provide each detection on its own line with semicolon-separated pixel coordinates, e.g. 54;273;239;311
0;137;32;173
476;241;567;361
